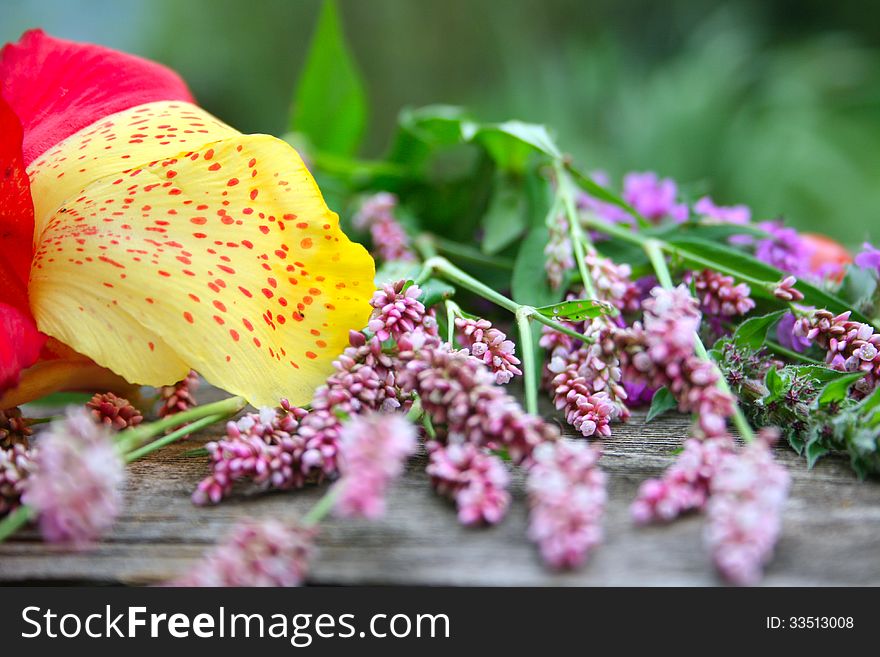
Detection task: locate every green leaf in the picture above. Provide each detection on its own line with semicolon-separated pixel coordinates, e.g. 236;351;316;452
418;278;456;307
397;105;469;147
839;264;877;308
291;0;367;156
764;366;785;400
482;174;528;254
534;298;616;322
646;387;678;422
512;227;561;307
815;371;866;407
806;438;830;469
667;236;869;323
732;310;785;350
789;364;857;387
466;121;561;171
374;260;420;287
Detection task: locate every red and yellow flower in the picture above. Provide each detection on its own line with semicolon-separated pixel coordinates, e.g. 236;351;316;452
0;30;374;407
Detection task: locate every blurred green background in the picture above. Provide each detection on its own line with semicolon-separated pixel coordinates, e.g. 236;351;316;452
3;0;879;244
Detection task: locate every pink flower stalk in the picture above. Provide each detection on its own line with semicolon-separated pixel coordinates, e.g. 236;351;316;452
705;429;790;586
397;330;558;464
526;440;607;569
772;276;804;302
631;434;734;524
585;247;640;312
0;444;34;516
795;309;880;397
455;317;522;385
426;441;510;525
23;407;125;546
312;330;402;415
192;402;338;506
368;281;434;343
632;286;735;435
687;269;755;321
174;519;315;587
352;192;416;262
333;412;417;519
86;392;143;430
157;370;199;418
544;214;575;290
547;355;616;437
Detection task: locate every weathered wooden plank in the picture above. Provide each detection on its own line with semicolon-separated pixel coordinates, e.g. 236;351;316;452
1;407;878;586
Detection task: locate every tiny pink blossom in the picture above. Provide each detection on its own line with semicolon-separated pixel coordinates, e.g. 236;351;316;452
772;275;805;302
368;281;431;342
455;317;522;385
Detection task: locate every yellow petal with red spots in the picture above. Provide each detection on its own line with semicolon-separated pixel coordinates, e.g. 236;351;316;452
27;101;375;406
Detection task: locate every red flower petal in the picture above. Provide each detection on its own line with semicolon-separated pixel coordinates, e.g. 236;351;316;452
0;29;193;166
0;302;45;392
0;95;35;314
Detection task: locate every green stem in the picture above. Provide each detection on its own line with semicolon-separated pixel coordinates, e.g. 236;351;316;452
124;413;226;463
445;299;463;345
644;239;674;289
302;487;339;528
117;396;246;454
418;256;593;345
0;505;34;543
766;341;823;365
432;236;515;270
555;162;598;299
24;416;56;426
515;307;539;415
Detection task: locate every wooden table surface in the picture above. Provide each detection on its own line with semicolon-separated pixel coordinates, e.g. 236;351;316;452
1;396;878;586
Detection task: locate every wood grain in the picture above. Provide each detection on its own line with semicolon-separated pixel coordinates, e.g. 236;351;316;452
1;396;878;586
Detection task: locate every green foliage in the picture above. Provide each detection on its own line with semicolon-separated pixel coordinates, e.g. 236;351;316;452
534;298;615;322
646;387;677;422
512;227;560;307
481;173;528;255
732;310;785;350
814;372;865;407
291;0;367;156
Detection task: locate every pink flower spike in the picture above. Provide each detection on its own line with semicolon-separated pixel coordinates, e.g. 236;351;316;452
455;316;522;385
333;412;417;519
173;519;315;587
426;441;510;525
22;407;125;546
705;428;790;586
526;440;607;569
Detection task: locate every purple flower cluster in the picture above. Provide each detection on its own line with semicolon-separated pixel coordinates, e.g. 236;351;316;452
795;309;880;398
705;429;790;585
368;281;436;343
855;242;880;273
175;519;315;587
397;330;558;465
622;172;689;224
455;317;522;385
23;407;125;546
333;412;417;519
352;192;416;263
547;354;616;438
0;444;34;515
631;434;734;524
426;441;510;525
694;196;751;225
526;440;607;569
686;269;755;324
631;285;735;436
